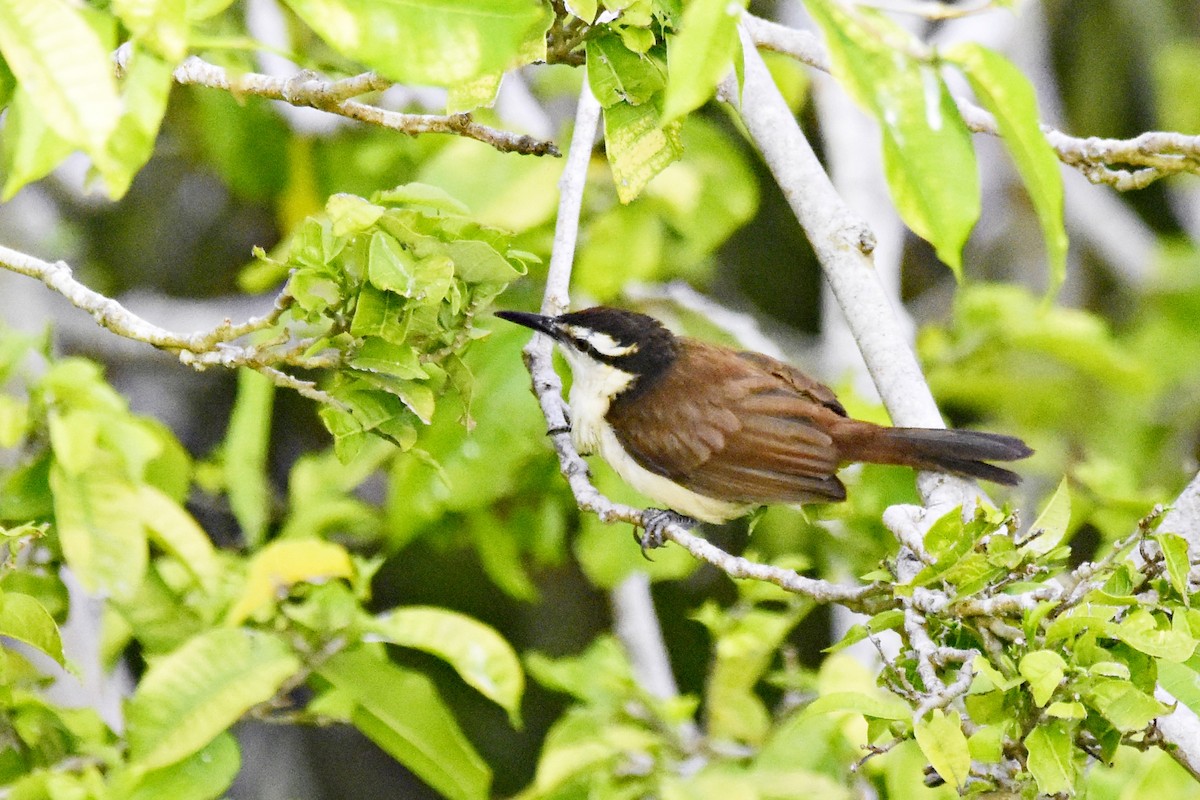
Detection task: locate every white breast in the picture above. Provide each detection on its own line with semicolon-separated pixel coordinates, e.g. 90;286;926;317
562;348;752;524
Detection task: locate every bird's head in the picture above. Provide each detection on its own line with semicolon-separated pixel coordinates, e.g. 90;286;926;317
496;306;679;385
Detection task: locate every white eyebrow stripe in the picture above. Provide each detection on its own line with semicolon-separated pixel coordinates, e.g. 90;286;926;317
564;325;640;357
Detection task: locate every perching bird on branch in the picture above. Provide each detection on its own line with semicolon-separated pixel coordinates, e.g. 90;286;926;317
498;306;1032;546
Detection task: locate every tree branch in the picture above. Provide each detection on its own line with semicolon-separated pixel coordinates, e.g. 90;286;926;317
0;244;342;406
128;50;561;158
742;13;1200;189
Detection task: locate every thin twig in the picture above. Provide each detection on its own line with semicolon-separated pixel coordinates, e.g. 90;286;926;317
157;53;560;157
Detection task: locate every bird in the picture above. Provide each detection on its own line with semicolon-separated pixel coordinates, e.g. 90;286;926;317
496;306;1032;548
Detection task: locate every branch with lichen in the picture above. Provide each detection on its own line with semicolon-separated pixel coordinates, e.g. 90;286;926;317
117;48;561;158
0;243;341;406
742;13;1200;190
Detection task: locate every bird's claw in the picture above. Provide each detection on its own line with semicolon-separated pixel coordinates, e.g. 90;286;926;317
634;509;697;560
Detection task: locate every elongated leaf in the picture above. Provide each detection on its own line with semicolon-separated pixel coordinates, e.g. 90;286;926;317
318;646;490;800
95;45;174;199
801;690;909;721
1022;477;1070;556
50;462;147;598
225;368;275;547
1024;722;1074;795
0;0;121;152
806;0;978;273
123;732;240;800
1154;532;1192;602
0;86;74;199
944;43;1068;292
225;539;354;625
1158;657;1200;718
1084;677;1170;732
136;484;218;588
370;606;524;725
113;0;188;61
1111;608;1195;662
127;628;300;770
281;0;551;86
914;709;970;789
661;0;746;121
0;590;64;665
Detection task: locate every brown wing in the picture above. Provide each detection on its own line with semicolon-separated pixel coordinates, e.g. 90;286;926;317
608;339;847;504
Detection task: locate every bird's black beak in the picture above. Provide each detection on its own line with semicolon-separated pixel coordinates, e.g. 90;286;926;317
495;310;561;340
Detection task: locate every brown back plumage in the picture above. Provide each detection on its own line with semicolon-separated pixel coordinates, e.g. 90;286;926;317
607;338;1032;505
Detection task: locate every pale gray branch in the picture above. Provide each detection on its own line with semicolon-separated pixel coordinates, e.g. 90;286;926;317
153;53;560;157
743;13;1200;189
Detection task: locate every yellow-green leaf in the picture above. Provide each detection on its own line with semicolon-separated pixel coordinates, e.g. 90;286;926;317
136;484;218;589
944;43;1068;293
913;709;970;789
370;606;524;726
1022;477;1070;556
1019;649;1066;707
1024;722;1074;795
0;590;64;665
127;629;300;770
225;539;354;625
51;462;147;598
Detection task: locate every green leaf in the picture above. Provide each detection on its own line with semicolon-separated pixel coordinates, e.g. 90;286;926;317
1111;609;1196;662
1155;532;1192;602
126;629;300;770
1021;477;1070;557
136;484;218;588
0;0;121;154
368;231;421;296
1157;657;1200;718
375;182;472;215
1019;649;1066;707
281;0;551;86
1024;722;1074;795
226;539;354;625
224;369;275;548
370;606;525;726
661;0;745;121
805;0;978;274
913;709;970;789
97;44;174;196
944;43;1068;293
0;590;64;665
121;732;240;800
318;646;490;800
50;462;147;598
446;239;523;283
604;98;683;203
1045;700;1086;719
113;0;188;61
327;193;385;236
801;690;909;721
350;338;428;380
586;33;666;108
1084;677;1170;732
0;86;73;199
351;285;409;344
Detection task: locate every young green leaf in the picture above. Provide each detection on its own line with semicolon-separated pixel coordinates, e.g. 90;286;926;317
1154;532;1192;603
126;629;300;770
1021;477;1070;557
136;484;219;589
223;368;275;548
805;0;978;274
1024;722;1075;795
370;606;525;726
801;691;910;721
281;0;551;86
120;732;240;800
1018;649;1066;707
319;646;491;800
943;43;1068;293
0;590;64;665
661;0;746;122
586;33;667;108
913;709;970;789
0;0;121;153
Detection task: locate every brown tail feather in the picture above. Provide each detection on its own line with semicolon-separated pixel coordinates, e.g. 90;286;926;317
833;424;1033;486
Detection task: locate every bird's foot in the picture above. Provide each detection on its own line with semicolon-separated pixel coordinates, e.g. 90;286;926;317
635;509;697;560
